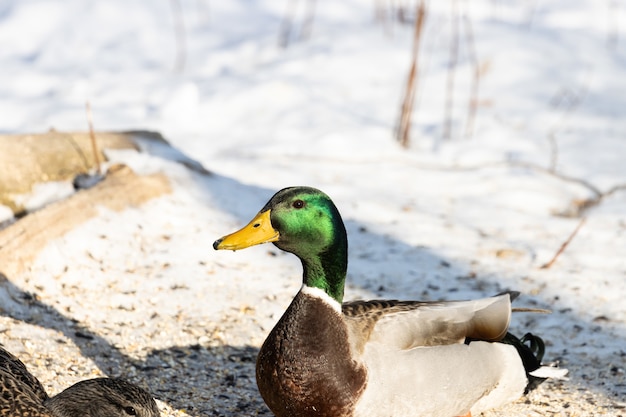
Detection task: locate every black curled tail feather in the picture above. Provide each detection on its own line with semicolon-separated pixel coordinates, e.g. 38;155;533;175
500;332;547;394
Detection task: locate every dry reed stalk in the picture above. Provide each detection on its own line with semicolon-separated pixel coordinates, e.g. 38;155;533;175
395;1;426;148
85;102;101;175
442;0;459;141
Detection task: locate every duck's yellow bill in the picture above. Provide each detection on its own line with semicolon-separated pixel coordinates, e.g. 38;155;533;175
213;210;279;251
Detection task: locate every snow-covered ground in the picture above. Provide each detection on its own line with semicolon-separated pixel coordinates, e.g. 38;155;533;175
1;0;625;415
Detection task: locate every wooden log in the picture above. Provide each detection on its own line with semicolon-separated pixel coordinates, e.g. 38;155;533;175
0;164;171;279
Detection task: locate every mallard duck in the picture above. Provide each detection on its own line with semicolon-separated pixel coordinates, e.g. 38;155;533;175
213;186;566;417
0;346;160;417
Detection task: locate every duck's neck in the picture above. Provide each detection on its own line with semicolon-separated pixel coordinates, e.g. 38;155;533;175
300;235;347;304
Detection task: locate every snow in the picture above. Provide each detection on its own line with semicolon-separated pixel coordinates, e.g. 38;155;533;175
12;181;75;212
1;0;625;415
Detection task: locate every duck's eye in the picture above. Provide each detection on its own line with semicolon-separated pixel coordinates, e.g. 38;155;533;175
292;200;305;209
124;406;137;416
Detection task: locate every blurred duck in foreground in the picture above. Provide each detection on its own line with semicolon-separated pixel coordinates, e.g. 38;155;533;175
0;346;160;417
214;186;567;417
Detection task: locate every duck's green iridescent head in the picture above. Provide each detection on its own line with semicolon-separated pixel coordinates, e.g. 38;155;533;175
213;186;348;302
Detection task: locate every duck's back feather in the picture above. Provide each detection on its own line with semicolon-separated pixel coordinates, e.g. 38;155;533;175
0;348;48;403
343;293;512;352
0;347;52;417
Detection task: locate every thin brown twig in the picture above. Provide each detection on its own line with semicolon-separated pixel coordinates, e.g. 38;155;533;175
540;217;587;269
395;1;426;147
563;182;626;217
85;101;101;175
512;307;552;314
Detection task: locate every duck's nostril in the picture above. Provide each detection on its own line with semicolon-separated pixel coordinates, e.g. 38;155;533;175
253;223;260;228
